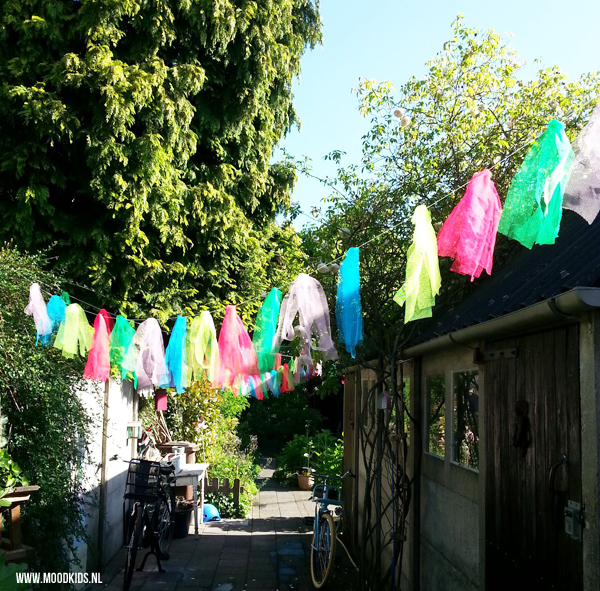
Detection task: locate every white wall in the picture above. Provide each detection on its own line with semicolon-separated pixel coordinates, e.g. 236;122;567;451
76;379;135;576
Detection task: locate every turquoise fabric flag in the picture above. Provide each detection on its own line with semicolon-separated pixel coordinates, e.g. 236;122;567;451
163;316;189;394
252;288;282;373
336;247;363;358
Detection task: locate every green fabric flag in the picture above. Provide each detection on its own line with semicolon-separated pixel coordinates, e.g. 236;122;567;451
253;288;282;373
110;315;136;382
498;119;574;248
394;205;441;323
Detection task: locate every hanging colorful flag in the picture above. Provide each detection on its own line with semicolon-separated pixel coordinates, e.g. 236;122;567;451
163;316;189;394
437;169;503;281
394;204;441;323
252;288;282;373
275;273;338;364
110;315;136;381
122;318;169;394
281;363;295;393
24;283;52;344
46;295;67;334
54;303;94;358
187;311;220;387
155;389;168;411
217;305;259;389
336;247;363;358
498;119;574;248
84;309;113;382
563;102;600;224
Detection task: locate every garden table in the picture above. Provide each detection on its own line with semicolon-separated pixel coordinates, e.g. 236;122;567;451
175;463;209;536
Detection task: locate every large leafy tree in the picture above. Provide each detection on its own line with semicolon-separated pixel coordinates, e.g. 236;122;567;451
303;16;600;362
0;0;320;321
300;17;600;590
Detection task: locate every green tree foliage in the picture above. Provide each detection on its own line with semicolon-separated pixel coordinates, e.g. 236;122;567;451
0;0;320;321
0;248;96;573
302;16;600;360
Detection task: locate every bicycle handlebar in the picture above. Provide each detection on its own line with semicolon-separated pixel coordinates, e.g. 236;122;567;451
313;470;355;481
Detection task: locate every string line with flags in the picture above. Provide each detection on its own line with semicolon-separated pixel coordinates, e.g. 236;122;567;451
21;99;599;404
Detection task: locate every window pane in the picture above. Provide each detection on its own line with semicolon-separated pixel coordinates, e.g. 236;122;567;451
452;371;479;470
426;374;445;457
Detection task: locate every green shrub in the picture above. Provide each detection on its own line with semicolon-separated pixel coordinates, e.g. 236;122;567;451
238;390;323;449
275;430;343;484
0;248;95;575
205;491;252;519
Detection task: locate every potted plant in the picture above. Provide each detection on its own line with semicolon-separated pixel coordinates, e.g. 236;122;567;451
173;497;194;539
296;438;315;490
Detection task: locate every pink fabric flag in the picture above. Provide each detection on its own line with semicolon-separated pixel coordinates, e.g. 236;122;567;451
218;305;259;388
437;169;502;281
84;309;113;382
155;389;168;411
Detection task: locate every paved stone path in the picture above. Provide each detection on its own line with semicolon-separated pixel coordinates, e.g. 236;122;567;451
102;462;356;591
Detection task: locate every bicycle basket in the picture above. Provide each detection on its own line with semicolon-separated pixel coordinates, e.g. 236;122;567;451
124;459;162;502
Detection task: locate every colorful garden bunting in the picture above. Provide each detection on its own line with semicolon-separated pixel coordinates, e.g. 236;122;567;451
563;102;600;224
54;303;94;359
218;305;259;389
437;169;502;281
498;119;574;248
188;311;221;386
110;315;136;381
253;288;282;373
336;247;363;358
275;273;338;364
83;310;113;382
22;102;600;397
163;316;189;394
394;205;441;322
122;318;168;394
24;283;52;344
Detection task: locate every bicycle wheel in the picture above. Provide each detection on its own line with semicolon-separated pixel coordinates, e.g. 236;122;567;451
310;512;336;588
123;504;142;591
156;485;175;556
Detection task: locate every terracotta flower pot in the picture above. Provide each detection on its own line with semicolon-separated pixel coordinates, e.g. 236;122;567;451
297;474;314;490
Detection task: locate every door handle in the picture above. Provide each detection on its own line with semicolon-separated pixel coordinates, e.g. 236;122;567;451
549;454;567;492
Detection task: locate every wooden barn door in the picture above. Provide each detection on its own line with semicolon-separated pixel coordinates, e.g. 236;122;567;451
484;325;583;591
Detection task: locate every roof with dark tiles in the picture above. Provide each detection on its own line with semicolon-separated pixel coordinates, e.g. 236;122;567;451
409;210;600;346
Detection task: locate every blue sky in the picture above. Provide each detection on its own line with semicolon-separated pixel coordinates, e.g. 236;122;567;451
279;0;600;229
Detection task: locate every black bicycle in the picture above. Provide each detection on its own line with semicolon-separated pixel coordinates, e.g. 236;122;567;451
122;459;176;591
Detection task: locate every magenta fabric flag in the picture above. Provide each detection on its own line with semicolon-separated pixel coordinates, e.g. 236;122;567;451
437;169;503;281
155;389;168;411
218;305;259;388
84;309;113;382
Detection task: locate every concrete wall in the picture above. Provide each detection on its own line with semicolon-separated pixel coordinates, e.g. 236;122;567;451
418;348;480;591
76;379;136;577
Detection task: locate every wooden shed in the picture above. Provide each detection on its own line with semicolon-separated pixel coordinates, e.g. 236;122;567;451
343;210;600;591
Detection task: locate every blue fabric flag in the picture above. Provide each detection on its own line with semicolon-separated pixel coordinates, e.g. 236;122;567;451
163;316;188;394
336;247;363;358
41;295;67;345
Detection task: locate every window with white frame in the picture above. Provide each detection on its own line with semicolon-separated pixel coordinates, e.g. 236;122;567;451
426;374;446;458
452;370;479;470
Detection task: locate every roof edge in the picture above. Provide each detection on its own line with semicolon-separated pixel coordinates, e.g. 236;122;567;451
402;287;600;360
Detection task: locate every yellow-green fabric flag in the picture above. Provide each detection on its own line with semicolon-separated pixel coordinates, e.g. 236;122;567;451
187;311;220;387
394;205;441;322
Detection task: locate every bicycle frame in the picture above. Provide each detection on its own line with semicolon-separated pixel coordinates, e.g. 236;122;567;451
311;477;343;547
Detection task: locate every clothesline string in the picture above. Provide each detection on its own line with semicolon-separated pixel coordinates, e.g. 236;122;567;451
20;95;598;329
